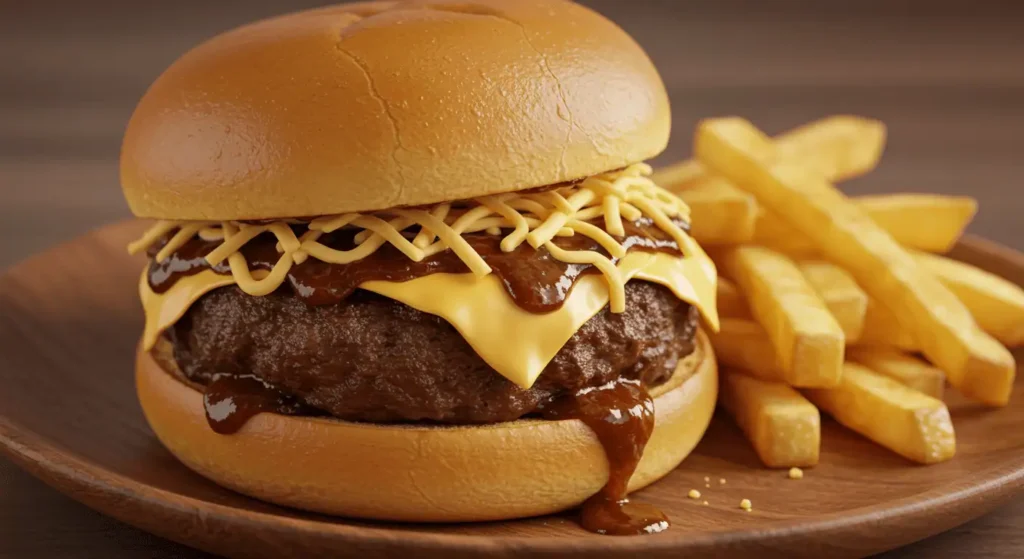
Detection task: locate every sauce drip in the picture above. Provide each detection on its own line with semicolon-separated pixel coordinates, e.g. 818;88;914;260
147;218;685;314
540;378;669;535
163;217;680;534
203;374;313;434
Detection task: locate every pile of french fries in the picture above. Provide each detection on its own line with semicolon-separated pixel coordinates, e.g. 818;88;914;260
655;116;1024;467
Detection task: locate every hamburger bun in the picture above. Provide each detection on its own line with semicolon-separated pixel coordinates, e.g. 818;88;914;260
121;0;671;221
136;330;716;522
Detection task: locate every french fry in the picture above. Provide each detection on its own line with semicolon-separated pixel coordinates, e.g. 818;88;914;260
659;116;886;247
654;115;886;191
754;194;978;255
718;260;870;334
855;195;977;253
717;246;844;387
804;363;956;464
798;261;868;343
677;178;758;245
707;319;785;383
855;297;919;351
719;369;821;468
913;251;1024;347
847;347;946;399
650;159;705;190
774;115;887;182
696;117;1015;406
751;208;818;258
716;277;751;318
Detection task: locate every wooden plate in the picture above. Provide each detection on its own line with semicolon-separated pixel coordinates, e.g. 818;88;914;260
1;220;1022;559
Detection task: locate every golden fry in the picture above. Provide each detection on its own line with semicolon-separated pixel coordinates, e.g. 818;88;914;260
677;178;758;245
707;319;785;383
719;369;820;468
655;115;885;191
804;363;956;464
914;251;1024;347
798;261;867;343
751;208;818;258
718;246;844;387
650;159;705;191
847;347;945;399
854;297;919;351
774;115;887;182
754;194;977;255
856;195;977;253
716;277;751;318
696;117;1014;406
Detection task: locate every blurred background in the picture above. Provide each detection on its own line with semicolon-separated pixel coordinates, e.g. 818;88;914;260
2;0;1022;268
1;1;1022;557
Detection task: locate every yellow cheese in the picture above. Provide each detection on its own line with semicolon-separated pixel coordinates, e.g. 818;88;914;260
139;247;718;389
140;270;235;351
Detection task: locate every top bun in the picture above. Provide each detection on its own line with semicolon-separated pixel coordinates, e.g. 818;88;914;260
120;0;670;220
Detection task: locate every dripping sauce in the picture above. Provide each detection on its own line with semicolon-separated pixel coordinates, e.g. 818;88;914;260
540;378;669;535
155;218;682;535
203;374;315;434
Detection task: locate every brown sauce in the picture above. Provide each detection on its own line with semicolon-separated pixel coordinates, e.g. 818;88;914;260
201;369;669;534
147;218;685;314
163;216;680;534
203;374;315;434
539;378;669;535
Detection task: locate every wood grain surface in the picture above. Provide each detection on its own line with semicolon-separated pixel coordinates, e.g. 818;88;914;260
1;1;1022;557
0;221;1023;559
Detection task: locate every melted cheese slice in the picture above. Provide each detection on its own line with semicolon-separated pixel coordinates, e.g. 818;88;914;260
140;244;718;389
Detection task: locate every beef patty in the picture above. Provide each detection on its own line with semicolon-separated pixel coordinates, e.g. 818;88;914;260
168;281;699;424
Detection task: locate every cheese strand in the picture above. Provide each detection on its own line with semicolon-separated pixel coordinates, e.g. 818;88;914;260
128;164;694;313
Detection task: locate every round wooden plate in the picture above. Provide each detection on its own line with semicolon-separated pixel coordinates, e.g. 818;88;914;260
1;220;1022;559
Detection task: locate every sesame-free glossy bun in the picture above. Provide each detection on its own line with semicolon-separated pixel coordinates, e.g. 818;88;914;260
136;331;716;522
120;0;671;221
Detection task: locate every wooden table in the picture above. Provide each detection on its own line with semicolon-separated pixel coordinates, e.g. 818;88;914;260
2;1;1022;557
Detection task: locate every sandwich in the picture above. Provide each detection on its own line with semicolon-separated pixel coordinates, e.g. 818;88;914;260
122;0;719;535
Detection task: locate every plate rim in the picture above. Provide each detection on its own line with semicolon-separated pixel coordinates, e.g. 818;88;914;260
1;225;1023;557
4;414;1024;556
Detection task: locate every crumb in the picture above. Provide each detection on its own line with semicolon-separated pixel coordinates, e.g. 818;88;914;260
688;489;701;499
718;478;726;485
702;500;709;506
788;467;804;480
703;476;710;483
705;483;711;488
739;499;752;512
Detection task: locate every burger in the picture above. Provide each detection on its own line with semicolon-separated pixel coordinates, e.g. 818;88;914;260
122;0;719;535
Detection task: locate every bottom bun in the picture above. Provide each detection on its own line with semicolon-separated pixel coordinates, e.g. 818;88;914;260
136;329;717;523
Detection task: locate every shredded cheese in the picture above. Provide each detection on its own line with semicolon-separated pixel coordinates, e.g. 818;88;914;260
128;164;692;313
130;164;721;388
